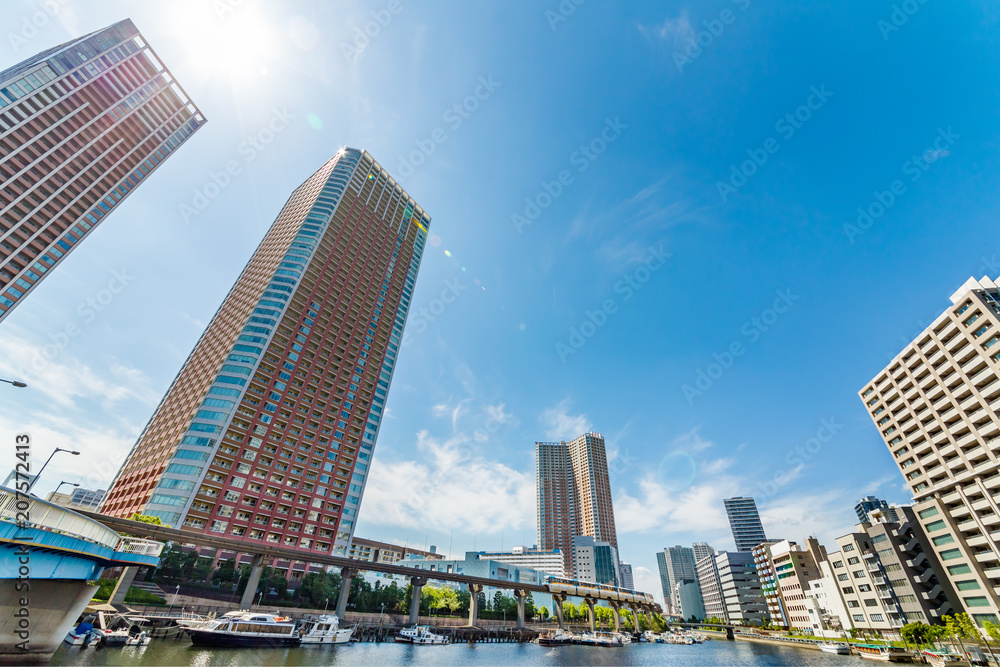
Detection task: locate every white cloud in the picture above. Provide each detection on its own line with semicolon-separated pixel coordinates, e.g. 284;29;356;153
361;430;534;535
540;397;592;440
639;11;694;46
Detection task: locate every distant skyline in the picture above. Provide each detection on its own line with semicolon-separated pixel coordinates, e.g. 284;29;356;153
2;1;999;608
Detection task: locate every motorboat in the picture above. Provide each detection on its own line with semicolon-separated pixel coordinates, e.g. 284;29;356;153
298;614;354;645
95;628;131;648
538;629;574;646
64;622;96;646
394;625;449;645
853;643;912;662
819;641;851;654
184;611;300;647
922;649;971;667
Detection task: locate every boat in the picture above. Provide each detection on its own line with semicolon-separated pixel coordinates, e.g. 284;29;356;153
173;611;218;630
595;631;624;647
819;641;851;654
64;622;96;646
124;630;151;647
614;632;632;644
298;614;354;645
538;629;574;646
922;649;970;667
853;643;912;662
184;611;300;647
394;625;449;645
95;627;131;648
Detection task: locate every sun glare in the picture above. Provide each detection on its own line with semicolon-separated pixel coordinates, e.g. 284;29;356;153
167;2;278;84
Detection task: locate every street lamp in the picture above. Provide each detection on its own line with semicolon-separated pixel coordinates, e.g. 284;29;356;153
0;378;27;388
27;448;80;493
53;481;79;498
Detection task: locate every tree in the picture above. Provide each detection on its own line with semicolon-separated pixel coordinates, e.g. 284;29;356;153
298;572;336;609
130;513;164;526
212;558;237;585
493;590;504;612
901;622;935;647
525;593;536;620
538;606;549;621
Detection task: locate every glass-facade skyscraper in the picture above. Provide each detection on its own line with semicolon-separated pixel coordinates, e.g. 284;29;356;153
101;148;429;556
724;496;767;552
0;19;204;322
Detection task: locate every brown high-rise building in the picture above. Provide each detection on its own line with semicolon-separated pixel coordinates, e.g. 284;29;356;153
0;19;204;322
101;148;429;557
536;432;618;579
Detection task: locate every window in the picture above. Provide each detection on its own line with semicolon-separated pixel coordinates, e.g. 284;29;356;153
843;544;855;552
965;597;991;608
848;556;860;565
940;549;963;560
838;573;849;581
853;570;867;579
956;580;982;591
870;614;885;623
949;564;973;576
864;599;878;607
842;587;854;594
852;614;865;622
925;520;946;532
932;534;956;546
833;561;843;568
858;584;872;592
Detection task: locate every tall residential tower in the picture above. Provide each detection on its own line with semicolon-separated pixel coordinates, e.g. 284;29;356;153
860;276;1000;628
101;148;428;557
536;432;618;579
725;496;767;552
0;19;204;322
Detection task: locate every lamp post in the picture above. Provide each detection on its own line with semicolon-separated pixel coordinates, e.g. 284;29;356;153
0;378;27;388
53;481;79;499
27;448;80;493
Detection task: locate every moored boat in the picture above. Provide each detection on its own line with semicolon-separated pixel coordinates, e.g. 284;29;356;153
819;641;851;654
298;614;353;645
64;622;96;647
852;643;912;662
538;629;574;646
184;612;300;648
394;625;449;645
922;649;970;667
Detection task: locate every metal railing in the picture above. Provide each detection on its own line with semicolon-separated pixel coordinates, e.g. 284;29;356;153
0;486;163;558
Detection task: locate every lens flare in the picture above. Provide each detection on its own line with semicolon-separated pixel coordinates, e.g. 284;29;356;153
658;451;697;493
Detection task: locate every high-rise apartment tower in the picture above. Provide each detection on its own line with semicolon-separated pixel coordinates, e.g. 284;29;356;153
725;496;768;552
101;148;428;557
0;19;204;322
861;276;1000;628
536;432;618;578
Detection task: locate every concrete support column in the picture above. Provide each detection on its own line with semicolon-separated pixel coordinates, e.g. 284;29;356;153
467;583;483;626
552;594;566;629
239;554;266;609
609;601;621;632
584;596;596;632
109;566;140;607
409;577;426;626
335;567;357;618
513;590;526;629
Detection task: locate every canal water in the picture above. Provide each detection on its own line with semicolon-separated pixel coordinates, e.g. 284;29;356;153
52;639;875;666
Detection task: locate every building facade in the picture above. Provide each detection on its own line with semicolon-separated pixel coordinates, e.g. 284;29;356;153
348;537;442;564
619;562;634;589
769;538;826;630
676;580;706;621
855;496;899;524
725;497;768;552
692;541;715;563
536;432;618;578
656;545;698;614
753;541;787;626
573;535;619;586
860;276;1000;628
715;550;768;625
476;546;565;578
696;554;726;620
101;148;429;559
0;19;204;322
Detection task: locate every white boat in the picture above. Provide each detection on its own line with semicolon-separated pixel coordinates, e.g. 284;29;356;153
124;631;151;646
614;632;632;645
922;649;970;667
538;629;574;646
298;614;354;645
853;643;912;662
819;642;851;654
184;611;300;647
64;622;96;646
395;625;449;645
95;628;131;648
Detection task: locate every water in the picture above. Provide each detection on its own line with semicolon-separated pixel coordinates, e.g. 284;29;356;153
52;639;876;666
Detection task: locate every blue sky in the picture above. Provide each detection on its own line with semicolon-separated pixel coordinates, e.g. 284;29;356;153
2;0;999;605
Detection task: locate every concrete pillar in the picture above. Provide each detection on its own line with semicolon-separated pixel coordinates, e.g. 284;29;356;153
467;583;483;626
109;566;140;607
513;590;526;629
409;577;426;626
239;554;266;609
584;597;596;632
335;567;356;618
552;594;566;629
610;601;621;632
